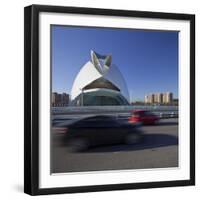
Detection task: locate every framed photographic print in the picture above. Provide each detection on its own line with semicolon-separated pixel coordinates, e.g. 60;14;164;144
24;4;195;195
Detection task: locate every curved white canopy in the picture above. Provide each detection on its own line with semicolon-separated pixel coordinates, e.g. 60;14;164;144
71;51;130;102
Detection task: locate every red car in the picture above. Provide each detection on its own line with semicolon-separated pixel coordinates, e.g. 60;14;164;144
128;110;159;125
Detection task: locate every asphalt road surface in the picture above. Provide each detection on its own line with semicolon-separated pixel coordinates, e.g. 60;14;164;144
51;118;178;173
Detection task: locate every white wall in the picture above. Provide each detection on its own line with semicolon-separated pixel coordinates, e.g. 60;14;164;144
0;0;199;199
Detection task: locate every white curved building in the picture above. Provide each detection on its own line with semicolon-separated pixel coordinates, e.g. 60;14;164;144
71;50;130;106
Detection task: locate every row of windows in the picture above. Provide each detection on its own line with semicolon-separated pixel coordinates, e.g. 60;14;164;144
71;93;129;106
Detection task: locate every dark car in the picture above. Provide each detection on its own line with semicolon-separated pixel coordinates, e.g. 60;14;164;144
128;110;159;125
53;115;143;151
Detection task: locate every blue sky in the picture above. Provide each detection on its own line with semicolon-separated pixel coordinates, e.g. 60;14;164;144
52;25;178;101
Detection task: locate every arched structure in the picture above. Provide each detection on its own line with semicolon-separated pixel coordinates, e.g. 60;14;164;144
71;50;130;106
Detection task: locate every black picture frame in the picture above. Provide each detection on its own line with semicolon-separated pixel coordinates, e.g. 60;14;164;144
24;4;195;195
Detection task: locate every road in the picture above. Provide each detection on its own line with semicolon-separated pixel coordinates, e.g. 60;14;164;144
51;118;178;173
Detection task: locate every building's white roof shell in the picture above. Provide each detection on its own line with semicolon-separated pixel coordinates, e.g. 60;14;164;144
71;51;130;102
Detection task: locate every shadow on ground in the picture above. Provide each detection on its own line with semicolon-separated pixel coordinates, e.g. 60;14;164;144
82;133;178;153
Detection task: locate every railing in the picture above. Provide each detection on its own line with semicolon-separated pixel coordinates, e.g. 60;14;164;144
52;105;178;119
52;105;178;113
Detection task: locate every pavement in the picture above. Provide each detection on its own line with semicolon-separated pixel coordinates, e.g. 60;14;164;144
51;118;178;173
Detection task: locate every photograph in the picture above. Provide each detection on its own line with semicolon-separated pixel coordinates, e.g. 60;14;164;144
51;25;179;174
24;5;195;195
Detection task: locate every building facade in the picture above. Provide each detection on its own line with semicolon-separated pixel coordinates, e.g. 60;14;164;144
154;93;163;103
163;92;173;104
70;50;130;106
145;92;173;104
52;92;69;106
145;94;155;104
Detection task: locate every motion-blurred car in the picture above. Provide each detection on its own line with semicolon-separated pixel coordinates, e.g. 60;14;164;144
53;115;143;151
128;110;159;125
